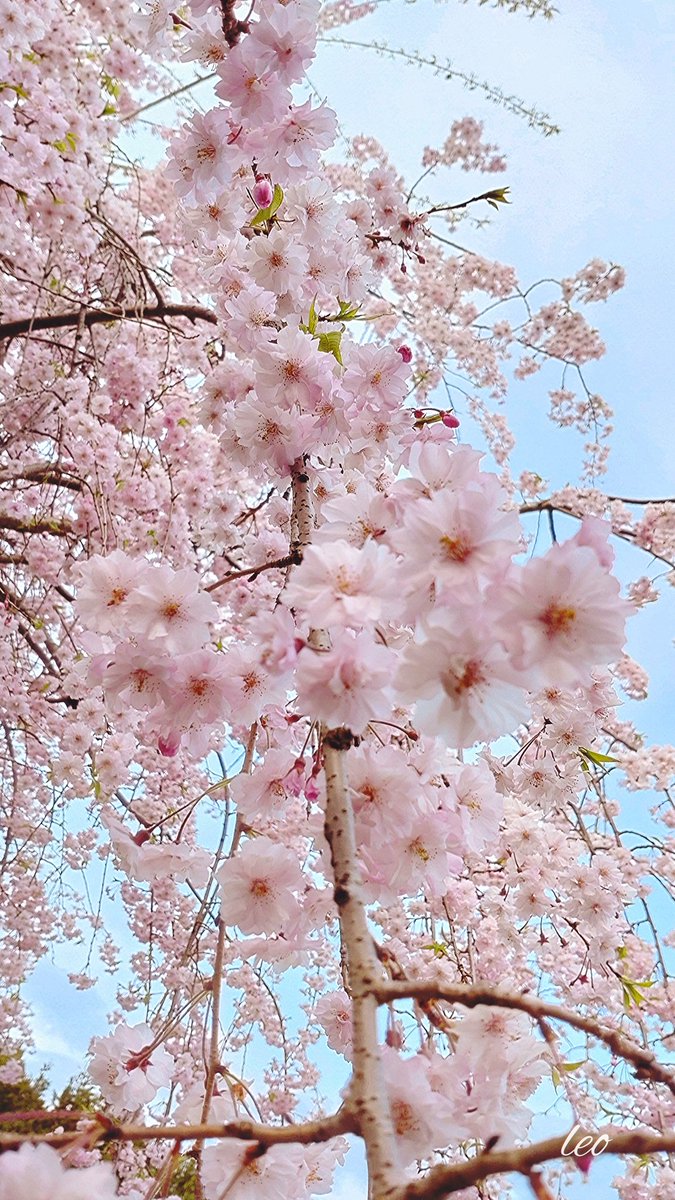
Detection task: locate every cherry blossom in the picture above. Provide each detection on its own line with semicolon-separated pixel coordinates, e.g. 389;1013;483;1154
88;1022;174;1112
0;1143;118;1200
285;538;397;627
217;836;306;935
0;0;671;1197
497;540;630;686
395;615;531;746
296;630;396;731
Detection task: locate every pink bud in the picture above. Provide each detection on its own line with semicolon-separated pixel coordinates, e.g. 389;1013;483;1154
576;1153;593;1175
133;829;152;847
397;344;413;363
158;732;181;757
441;412;460;429
252;177;274;209
304;778;320;804
413;409;424;419
385;1025;403;1049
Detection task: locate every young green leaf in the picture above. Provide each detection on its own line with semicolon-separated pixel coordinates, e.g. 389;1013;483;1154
317;330;343;364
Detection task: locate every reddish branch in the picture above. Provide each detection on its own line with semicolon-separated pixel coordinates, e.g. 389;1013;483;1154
0;1110;354;1153
520;499;675;569
376;980;675;1098
205;551;302;591
397;1127;675;1199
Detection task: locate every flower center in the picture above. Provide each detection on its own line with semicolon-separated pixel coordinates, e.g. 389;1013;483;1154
439;534;471;563
282;359;302;382
132;669;152;692
541;603;576;637
107;586;127;607
391;1099;416;1136
441;658;484;697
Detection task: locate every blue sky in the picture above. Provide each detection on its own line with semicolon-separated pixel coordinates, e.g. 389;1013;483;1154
24;3;675;1196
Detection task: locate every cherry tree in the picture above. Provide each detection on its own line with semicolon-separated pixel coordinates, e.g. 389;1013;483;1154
0;1;674;1199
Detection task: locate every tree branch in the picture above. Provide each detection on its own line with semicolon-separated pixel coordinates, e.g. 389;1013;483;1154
205;552;302;592
376;981;675;1097
0;303;218;342
395;1127;675;1199
0;1110;353;1153
290;459;400;1198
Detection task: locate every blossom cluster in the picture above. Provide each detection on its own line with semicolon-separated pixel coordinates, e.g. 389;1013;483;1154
0;0;670;1197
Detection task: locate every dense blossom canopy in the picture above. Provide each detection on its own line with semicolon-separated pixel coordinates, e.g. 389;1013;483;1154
0;1;673;1198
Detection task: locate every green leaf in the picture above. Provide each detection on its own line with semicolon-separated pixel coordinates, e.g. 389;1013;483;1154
621;977;654;1010
101;73;121;99
0;81;29;99
579;746;619;766
249;183;284;227
336;298;361;321
562;1060;585;1072
483;187;511;209
422;941;449;958
307;297;318;335
317;330;343;364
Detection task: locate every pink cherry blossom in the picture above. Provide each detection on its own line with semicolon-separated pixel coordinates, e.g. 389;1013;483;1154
125;564;219;651
395;615;531;747
498;541;630;686
74;550;149;634
285;538;397;628
88;1022;174;1112
217;836;305;934
314;989;353;1057
0;1143;118;1200
296;630;395;732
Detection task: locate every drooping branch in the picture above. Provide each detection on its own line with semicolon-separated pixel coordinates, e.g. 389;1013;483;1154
205;552;302;592
0;463;83;491
519;500;675;570
375;980;675;1097
0;515;74;537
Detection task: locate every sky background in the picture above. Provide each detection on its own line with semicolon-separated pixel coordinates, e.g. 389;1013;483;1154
22;2;674;1197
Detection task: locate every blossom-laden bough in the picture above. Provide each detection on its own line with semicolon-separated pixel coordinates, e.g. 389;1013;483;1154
1;1;674;1199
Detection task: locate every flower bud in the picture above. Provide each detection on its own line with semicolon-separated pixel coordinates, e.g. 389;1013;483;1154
158;732;181;757
441;412;460;429
252;177;274;209
397;345;413;363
